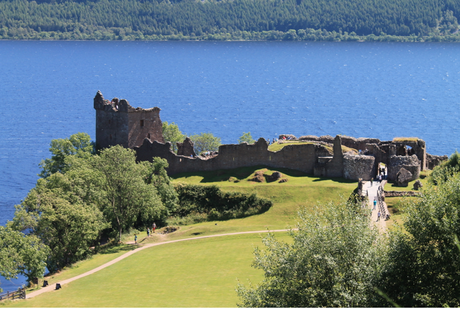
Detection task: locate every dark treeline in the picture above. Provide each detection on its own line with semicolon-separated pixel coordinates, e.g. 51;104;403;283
1;0;460;41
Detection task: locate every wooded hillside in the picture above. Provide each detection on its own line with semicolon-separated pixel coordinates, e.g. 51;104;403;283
1;0;460;41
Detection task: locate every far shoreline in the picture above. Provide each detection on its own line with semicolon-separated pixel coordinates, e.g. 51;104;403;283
2;32;460;43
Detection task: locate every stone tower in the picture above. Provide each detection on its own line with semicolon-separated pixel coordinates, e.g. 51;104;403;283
94;91;164;149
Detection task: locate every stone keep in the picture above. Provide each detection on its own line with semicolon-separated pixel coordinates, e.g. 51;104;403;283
94;91;164;149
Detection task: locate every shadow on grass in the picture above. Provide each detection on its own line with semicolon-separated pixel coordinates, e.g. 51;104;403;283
312;176;356;184
98;243;138;255
172;165;311;183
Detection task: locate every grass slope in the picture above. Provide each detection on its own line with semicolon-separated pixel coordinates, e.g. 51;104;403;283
3;167;357;308
7;233;291;308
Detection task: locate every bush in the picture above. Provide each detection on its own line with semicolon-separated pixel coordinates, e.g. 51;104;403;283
173;184;272;223
430;151;460;185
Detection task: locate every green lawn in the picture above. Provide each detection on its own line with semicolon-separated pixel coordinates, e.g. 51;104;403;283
384;171;429;231
267;140;357;153
3;166;357;308
385;195;421;231
170;167;357;233
6;233;291;308
20;244;139;293
267;141;318;152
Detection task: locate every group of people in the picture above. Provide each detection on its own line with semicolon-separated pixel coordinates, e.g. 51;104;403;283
375;210;390;222
134;222;156;244
372;187;390;222
202;151;216;157
266;137;290;145
280;136;293;141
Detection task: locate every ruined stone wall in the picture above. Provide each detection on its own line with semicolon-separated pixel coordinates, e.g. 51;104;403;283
133;133;436;182
387;155;420;182
315;135;344;178
384;191;421;197
177;137;196;157
135;136;353;179
127;107;164;148
343;154;375;181
136;138;326;176
94;91;164;149
426;153;448;170
133;132;436;184
340;135;381;151
393;139;426;170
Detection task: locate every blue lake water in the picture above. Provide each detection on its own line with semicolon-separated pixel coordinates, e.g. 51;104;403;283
1;40;460;291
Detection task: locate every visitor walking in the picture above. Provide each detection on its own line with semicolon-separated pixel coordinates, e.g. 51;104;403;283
134;234;137;244
377;211;381;222
373;199;377;210
147;227;150;237
152;222;156;234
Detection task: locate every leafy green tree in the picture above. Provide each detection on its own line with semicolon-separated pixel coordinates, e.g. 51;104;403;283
189;133;221;155
238;132;255;144
12;170;109;273
0;225;49;290
38;132;93;178
378;172;460;307
237;199;385;307
162;121;185;153
13;135;179;272
142;157;178;225
94;145;165;241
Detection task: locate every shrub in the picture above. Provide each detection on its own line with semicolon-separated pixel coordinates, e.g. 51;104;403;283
173;184;272;223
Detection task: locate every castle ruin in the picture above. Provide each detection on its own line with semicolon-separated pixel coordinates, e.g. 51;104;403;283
94;91;164;149
94;92;446;182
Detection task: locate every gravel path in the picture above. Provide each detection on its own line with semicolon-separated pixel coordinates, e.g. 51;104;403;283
365;180;388;232
26;229;290;299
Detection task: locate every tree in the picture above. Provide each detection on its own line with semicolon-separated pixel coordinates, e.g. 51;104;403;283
12;170;109;273
162;121;185;153
238;132;255;144
378;172;460;307
12;133;179;273
237;199;385;307
94;145;165;241
144;157;179;221
189;133;221;155
38;132;94;178
0;225;48;290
